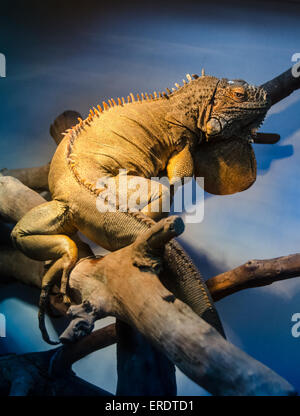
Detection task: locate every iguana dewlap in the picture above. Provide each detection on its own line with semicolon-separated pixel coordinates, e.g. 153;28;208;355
11;73;270;344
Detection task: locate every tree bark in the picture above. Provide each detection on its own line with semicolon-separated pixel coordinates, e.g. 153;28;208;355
0;164;50;192
261;66;300;105
56;218;294;396
116;320;177;396
0;350;112;396
0;175;176;396
206;254;300;301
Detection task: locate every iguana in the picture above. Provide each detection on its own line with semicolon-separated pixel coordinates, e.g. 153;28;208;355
11;72;270;344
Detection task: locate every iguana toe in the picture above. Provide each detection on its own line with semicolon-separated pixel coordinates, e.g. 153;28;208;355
62;294;71;306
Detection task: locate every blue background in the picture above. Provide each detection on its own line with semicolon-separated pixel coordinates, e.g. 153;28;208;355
0;0;300;395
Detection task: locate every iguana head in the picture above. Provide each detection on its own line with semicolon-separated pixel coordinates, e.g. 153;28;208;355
198;77;271;142
172;74;271;195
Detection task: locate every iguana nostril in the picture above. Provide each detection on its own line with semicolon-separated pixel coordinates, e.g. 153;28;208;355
206;118;221;135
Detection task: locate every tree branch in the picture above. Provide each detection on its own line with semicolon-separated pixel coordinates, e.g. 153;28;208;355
0;350;112;396
60;217;295;395
206;254;300;301
0;176;175;395
261;66;300;105
0;164;50;192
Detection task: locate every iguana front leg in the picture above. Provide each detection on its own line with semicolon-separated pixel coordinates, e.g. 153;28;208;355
138;144;194;220
11;200;78;344
166;144;194;185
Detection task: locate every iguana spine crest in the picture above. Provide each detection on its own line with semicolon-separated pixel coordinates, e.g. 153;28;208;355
67;72;198;132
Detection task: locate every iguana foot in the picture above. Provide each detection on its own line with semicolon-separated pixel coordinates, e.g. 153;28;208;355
38;253;78;344
60;264;74;306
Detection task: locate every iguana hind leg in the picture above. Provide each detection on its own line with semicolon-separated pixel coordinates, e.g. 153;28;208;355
11;200;78;344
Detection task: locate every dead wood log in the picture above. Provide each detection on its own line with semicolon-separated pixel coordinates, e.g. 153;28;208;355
0;175;176;395
115;320;176;396
0;350;112;396
0;176;45;223
206;255;300;301
55;216;295;395
0;164;50;192
49;110;82;145
0;176;296;396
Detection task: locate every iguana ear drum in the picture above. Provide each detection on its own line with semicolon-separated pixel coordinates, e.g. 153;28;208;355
194;137;257;195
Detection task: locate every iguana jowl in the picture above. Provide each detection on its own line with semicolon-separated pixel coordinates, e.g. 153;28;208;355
11;73;270;344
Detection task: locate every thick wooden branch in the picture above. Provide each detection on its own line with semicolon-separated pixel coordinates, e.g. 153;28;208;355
58;217;294;396
1;176;299;395
0;350;112;396
0;176;45;223
206;254;300;301
52;324;117;372
261;66;300;106
0;164;50;192
0;176;118;363
115;320;176;395
0;176;175;395
49;110;82;145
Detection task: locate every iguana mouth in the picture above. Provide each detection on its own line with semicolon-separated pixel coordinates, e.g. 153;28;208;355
205;112;266;142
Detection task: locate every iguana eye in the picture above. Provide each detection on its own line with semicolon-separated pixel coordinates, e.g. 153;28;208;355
231;87;246;101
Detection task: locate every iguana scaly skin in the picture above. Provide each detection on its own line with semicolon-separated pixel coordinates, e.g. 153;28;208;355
11;73;270;344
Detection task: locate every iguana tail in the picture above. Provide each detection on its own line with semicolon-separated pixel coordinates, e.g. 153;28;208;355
38;284;60;345
163;239;225;337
